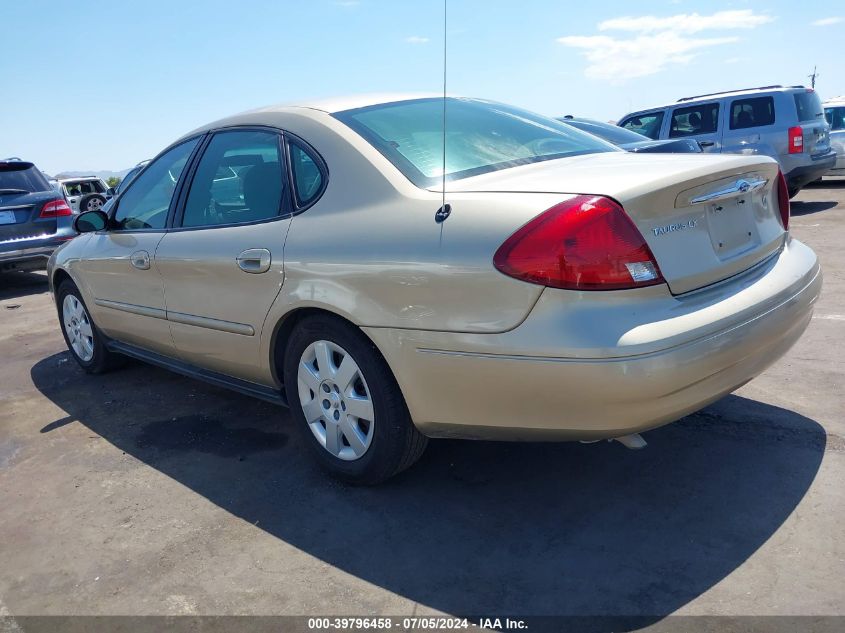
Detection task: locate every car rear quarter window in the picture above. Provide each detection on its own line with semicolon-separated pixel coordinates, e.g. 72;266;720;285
669;102;720;138
620;112;664;139
0;162;51;193
288;141;324;207
794;91;824;122
730;96;775;129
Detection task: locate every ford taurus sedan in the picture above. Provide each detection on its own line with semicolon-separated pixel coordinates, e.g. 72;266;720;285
48;95;821;484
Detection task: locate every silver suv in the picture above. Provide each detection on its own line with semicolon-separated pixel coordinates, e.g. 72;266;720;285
823;95;845;178
618;85;836;197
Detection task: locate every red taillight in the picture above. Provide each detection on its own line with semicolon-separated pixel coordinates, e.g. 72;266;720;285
788;126;804;154
776;170;790;231
39;199;73;218
493;195;665;291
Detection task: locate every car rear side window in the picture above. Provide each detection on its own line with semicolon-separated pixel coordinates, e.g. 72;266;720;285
669;103;720;138
113;138;199;230
794;91;824;122
730;97;775;129
288;140;324;206
0;162;51;193
181;130;286;228
824;107;845;130
620;112;664;140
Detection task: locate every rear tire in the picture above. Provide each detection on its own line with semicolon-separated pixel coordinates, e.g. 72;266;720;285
283;314;427;485
57;280;123;374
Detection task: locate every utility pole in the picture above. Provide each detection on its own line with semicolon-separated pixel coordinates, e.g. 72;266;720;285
808;66;818;89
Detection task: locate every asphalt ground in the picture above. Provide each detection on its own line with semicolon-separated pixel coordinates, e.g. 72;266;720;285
1;179;843;631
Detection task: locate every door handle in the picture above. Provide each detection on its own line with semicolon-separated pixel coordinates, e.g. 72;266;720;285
236;248;271;274
130;250;151;270
699;140;715;147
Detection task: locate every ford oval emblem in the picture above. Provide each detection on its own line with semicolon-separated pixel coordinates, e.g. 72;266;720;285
737;179;751;193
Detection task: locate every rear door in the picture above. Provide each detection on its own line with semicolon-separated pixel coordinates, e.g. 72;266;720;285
667;102;722;153
794;90;831;157
724;95;776;155
76;137;200;355
154;128;292;384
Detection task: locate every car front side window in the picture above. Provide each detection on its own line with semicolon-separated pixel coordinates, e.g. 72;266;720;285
620;112;664;140
112;138;199;231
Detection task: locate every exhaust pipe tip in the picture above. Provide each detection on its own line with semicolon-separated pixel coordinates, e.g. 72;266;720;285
612;433;648;450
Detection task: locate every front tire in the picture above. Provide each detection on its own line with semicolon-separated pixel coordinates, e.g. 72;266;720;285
57;280;122;374
283;314;427;484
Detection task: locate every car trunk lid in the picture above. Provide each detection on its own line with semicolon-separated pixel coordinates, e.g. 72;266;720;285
444;152;785;295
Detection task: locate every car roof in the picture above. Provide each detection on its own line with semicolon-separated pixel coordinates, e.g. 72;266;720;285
623;85;811;116
247;92;445;115
56;176;102;182
823;96;845;106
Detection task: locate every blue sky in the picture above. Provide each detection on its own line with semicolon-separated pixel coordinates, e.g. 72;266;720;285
1;0;842;174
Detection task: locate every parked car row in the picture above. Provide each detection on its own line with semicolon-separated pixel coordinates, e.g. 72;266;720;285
616;85;837;197
49;94;820;483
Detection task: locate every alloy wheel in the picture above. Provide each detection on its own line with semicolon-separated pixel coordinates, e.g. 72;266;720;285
62;294;94;362
297;340;375;461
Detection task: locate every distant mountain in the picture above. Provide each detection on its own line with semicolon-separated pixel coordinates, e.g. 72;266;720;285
51;168;132;181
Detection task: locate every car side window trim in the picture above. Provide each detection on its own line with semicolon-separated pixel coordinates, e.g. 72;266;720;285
169;126;292;232
107;135;206;234
284;132;329;214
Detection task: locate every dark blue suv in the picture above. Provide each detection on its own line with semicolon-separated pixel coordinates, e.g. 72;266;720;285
0;158;76;273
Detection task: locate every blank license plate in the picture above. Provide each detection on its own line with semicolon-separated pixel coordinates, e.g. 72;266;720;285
0;211;17;225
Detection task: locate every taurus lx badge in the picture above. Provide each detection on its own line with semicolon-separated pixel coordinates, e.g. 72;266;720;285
653;218;697;237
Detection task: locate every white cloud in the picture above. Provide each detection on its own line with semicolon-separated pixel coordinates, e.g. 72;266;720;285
598;10;774;33
557;9;773;83
811;16;843;27
558;32;737;81
405;36;429;44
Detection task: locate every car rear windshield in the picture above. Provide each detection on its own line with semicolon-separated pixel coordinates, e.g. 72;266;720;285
0;162;51;193
334;98;617;188
794;91;824;122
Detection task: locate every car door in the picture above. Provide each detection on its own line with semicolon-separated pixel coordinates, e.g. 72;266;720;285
723;95;776;156
154;128;292;384
667;102;722;152
76;137;201;356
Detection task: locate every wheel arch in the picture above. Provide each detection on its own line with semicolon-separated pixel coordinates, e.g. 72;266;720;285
268;306;401;399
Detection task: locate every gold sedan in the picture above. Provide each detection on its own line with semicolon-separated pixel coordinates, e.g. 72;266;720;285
48;96;821;483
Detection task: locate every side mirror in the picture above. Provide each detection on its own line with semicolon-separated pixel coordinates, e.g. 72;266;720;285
73;210;108;233
106;187;116;197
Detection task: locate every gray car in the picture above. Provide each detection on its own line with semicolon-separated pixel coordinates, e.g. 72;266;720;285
823;96;845;177
618;85;836;197
1;159;76;272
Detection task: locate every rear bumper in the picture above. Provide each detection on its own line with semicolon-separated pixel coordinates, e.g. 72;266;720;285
785;152;836;190
0;235;75;270
365;239;821;440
